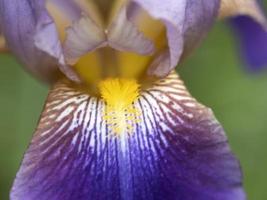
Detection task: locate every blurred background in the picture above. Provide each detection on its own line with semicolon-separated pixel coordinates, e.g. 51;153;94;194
1;19;267;200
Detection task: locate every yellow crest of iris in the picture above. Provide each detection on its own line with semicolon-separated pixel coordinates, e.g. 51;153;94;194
99;78;141;136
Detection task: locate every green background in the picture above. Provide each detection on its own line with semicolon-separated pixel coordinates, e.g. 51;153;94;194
1;22;267;199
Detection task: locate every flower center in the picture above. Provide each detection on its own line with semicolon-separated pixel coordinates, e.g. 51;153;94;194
99;78;141;136
46;0;168;85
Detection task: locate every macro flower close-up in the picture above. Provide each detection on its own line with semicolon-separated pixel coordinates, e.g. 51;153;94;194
0;0;267;200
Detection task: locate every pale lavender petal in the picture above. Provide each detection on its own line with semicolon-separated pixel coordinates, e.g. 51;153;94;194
0;0;79;82
64;14;106;65
108;7;155;55
63;6;154;64
0;0;56;81
147;50;170;76
11;72;244;200
47;0;81;21
130;0;220;76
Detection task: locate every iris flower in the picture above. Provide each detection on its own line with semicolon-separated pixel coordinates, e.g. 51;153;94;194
0;0;266;199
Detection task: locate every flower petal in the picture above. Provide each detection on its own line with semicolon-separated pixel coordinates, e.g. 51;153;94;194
147;50;170;76
63;6;155;64
11;72;245;200
0;0;79;82
219;0;267;27
63;14;106;65
108;7;155;55
47;0;82;21
231;15;267;71
130;0;220;76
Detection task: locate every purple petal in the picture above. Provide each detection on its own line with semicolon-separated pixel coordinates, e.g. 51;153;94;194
219;0;267;27
0;0;79;82
11;72;244;200
130;0;220;76
231;15;267;71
